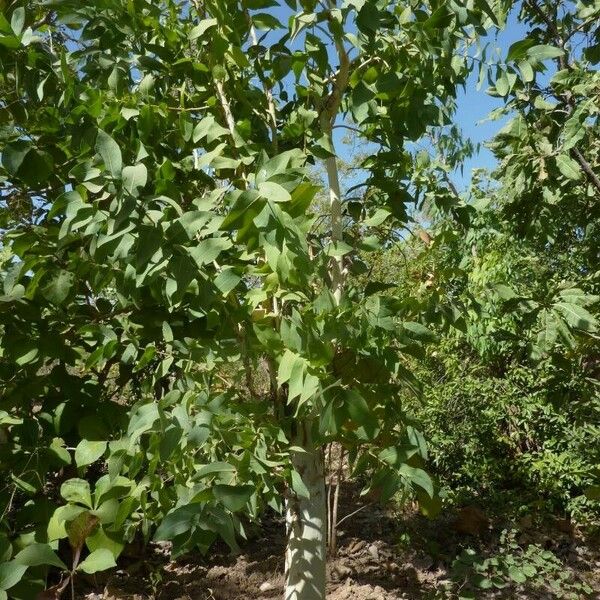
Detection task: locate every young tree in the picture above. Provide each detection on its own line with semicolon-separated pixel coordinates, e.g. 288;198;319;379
0;0;501;598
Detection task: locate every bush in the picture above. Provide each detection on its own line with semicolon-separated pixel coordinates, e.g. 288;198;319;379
411;339;600;525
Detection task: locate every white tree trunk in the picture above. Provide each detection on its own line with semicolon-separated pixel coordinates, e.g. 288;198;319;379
325;154;344;305
284;424;327;600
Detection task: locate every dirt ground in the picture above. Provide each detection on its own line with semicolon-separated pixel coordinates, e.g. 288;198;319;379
78;485;600;600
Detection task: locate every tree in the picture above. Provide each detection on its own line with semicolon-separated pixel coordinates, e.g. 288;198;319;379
0;0;503;598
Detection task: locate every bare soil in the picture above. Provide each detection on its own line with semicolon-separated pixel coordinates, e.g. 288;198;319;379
78;485;600;600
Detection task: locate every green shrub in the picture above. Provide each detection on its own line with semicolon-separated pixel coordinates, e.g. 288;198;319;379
411;340;600;524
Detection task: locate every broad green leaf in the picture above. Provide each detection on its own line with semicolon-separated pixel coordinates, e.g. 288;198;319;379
526;45;565;62
399;465;434;498
325;241;353;257
154;504;202;540
517;60;534;82
0;562;27;591
187;238;232;266
214;268;241;295
47;505;86;541
364;208;391;227
258;181;291;203
14;544;67;570
0;411;21;425
508;567;527;583
554;302;597;332
402;322;436;341
252;13;283;30
1;142;30;175
11;7;25;36
13;341;38;366
189;18;217;40
86;526;125;559
60;479;93;508
506;38;536;61
212;485;254;512
195;462;237;478
76;548;116;574
558;288;597;306
75;440;107;468
555;154;581;180
536;309;558;353
96;130;122;177
122;163;148;195
42;270;74;304
290;470;310;499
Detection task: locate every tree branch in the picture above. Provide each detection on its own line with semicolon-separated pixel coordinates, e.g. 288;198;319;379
571;148;600;194
246;12;279;154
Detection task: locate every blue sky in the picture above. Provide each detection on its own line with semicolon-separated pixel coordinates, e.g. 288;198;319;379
454;11;528;187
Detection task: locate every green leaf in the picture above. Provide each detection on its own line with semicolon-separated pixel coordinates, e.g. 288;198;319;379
42;270;74;304
0;562;27;591
535;309;558;354
325;241;353;257
187;238;233;266
14;544;67;570
76;548;116;574
0;12;12;34
508;566;527;583
193;116;229;143
558;288;596;306
86;526;125;559
60;479;93;508
75;440;107;468
122;163;148;196
517;60;534;83
554;302;597;332
402;322;436;341
154;504;202;540
506;38;537;62
10;7;25;37
526;45;565;62
13;341;39;366
399;465;434;498
494;283;518;300
364;209;391;227
555;154;581;180
311;134;335;158
252;13;283;30
212;484;254;512
258;181;291;203
1;142;30;175
189;18;217;40
495;71;512;96
47;505;86;542
290;469;310;499
214;268;241;296
195;462;237;478
96;130;122;178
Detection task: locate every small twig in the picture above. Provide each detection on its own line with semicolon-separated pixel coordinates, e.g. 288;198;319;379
336;502;374;528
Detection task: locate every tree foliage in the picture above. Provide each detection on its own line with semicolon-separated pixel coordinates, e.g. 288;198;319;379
0;0;598;597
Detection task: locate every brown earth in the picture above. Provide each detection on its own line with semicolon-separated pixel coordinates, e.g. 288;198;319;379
77;485;600;600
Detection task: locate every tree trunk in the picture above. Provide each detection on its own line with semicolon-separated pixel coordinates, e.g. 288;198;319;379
284;423;327;600
324;154;344;304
